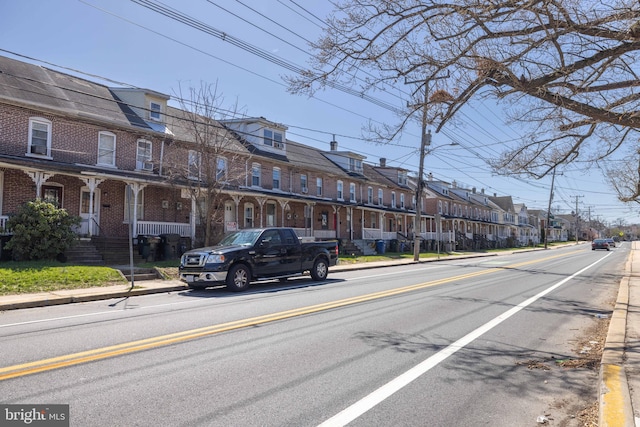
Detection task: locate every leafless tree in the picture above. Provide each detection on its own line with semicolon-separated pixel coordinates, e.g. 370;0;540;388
164;82;249;246
287;0;640;184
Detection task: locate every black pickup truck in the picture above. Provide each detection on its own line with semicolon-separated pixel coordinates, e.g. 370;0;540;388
179;227;339;291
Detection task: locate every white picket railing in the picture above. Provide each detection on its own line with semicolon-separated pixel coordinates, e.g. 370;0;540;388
136;221;191;237
0;215;8;233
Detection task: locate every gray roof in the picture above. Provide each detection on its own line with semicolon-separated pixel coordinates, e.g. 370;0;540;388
0;55;150;130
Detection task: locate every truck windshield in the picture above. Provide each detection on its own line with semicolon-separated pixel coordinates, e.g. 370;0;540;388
218;230;262;246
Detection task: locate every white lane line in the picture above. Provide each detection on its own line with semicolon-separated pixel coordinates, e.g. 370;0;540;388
0;298;199;329
318;253;612;426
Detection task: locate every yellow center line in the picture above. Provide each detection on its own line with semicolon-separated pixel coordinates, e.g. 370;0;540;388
0;250;580;381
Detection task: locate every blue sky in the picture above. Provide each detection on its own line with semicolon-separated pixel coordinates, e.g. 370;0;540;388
1;0;637;226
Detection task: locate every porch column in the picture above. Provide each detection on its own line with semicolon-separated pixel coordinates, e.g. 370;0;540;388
256;197;267;228
81;177;104;237
278;200;289;227
25;171;55;199
332;205;342;239
231;195;243;227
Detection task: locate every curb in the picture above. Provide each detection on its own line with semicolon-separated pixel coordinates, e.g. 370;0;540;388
0;284;188;311
599;244;635;427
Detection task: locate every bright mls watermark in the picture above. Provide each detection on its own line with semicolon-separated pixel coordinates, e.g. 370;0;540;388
1;405;69;426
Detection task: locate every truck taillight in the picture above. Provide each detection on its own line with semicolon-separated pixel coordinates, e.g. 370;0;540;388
334;244;339;254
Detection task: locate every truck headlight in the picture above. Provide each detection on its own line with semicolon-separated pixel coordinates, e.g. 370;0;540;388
206;254;225;264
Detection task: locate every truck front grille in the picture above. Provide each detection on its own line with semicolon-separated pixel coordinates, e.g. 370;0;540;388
183;253;206;267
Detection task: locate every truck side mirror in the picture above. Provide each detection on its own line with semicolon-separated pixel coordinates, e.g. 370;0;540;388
260;239;270;248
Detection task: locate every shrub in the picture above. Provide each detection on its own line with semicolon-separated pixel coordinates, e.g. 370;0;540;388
5;200;81;261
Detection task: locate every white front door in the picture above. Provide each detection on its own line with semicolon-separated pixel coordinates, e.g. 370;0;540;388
224;201;236;232
79;188;100;236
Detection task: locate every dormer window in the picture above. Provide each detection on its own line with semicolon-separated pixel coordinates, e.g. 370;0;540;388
349;157;363;173
149;102;162;121
264;129;284;149
398;171;408;186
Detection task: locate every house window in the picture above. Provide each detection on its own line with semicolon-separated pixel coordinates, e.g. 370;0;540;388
244;203;254;228
266;202;276;226
42;185;62;207
316;177;323;196
97;131;116;167
136;139;152;170
273;167;281;190
398;171;408;186
252;163;261;187
391;192;396;208
263;129;273;146
438;200;443;215
349;157;362;173
378;189;383;206
367;187;373;204
337;181;343;200
149;102;162;121
349;183;356;202
400;193;405;209
216;157;227;181
28;118;51;157
273;132;284;149
300;174;308;193
124;187;144;222
188;150;201;180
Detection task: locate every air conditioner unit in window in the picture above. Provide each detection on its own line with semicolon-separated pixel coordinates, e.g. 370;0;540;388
31;145;47;155
142;162;154;171
274;142;284;149
301;188;308;194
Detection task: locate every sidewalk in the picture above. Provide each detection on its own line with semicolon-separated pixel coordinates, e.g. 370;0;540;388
0;243;635;425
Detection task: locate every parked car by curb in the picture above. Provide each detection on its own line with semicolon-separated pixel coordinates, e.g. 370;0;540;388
179;228;339;291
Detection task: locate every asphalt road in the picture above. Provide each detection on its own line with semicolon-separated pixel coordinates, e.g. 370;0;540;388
0;244;625;426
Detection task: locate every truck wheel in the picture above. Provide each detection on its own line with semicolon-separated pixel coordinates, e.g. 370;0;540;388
311;258;328;281
227;264;250;292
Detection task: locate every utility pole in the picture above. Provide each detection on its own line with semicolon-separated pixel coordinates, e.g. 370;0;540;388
544;167;556;249
572;195;583;243
406;75;448;261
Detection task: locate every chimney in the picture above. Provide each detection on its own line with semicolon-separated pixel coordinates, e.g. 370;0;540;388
330;135;338;151
380;158;386;167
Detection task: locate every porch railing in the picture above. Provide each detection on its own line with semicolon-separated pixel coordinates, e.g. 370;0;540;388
420;231;455;242
0;215;8;233
314;229;337;239
363;228;397;240
136;221;191;237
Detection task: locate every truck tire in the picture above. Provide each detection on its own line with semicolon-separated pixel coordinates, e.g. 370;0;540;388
311;258;328;281
227;264;251;292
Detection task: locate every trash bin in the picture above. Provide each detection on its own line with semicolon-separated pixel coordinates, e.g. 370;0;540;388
138;235;151;260
390;239;398;252
148;236;161;261
376;240;385;254
159;233;181;260
0;234;13;261
399;241;405;252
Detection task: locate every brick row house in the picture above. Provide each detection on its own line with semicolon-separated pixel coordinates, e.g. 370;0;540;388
0;54;567;263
